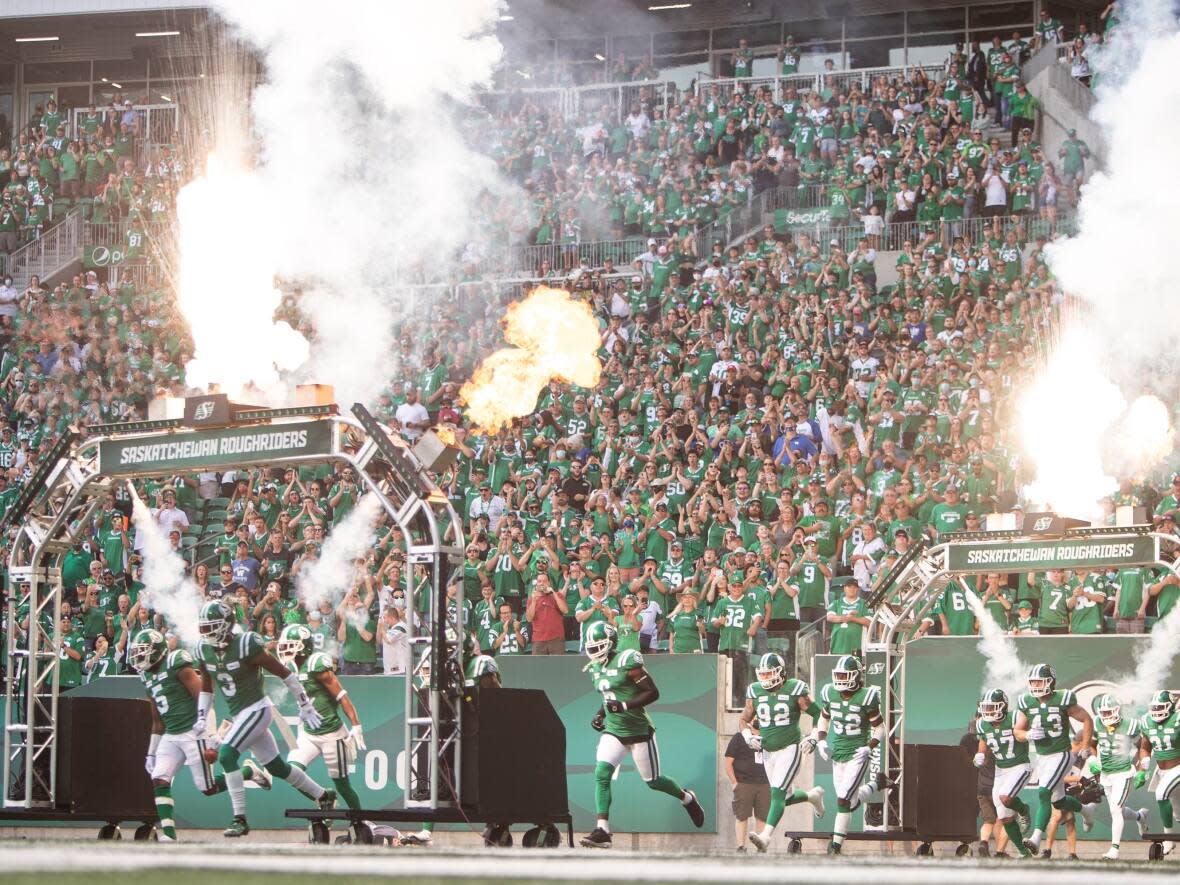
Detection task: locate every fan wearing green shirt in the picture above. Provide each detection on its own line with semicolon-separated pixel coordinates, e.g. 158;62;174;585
826;578;869;656
1035;570;1074;636
1148;573;1180;623
1067;569;1107;635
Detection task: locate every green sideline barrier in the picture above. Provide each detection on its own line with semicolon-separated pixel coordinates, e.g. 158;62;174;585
44;654;718;832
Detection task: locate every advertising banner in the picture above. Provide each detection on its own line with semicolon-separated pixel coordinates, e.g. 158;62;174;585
946;536;1158;573
97;420;334;476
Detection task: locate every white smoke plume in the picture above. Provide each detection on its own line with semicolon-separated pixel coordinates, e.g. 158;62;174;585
964;588;1029;700
295;493;383;615
1111;600;1180;714
127;484;205;647
196;0;509;404
1023;0;1180;515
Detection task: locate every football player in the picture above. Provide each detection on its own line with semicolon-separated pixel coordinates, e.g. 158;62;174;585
1086;694;1148;859
740;652;825;852
196;599;335;837
132;628;225;841
580;621;705;848
1138;690;1180;856
805;655;883;855
273;624;366;817
1014;662;1094;855
974;687;1032;857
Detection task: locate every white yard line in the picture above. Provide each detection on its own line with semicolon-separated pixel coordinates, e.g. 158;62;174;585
0;844;1176;883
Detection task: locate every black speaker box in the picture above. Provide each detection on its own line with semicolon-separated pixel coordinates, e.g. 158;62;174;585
58;695;156;818
902;743;979;838
460;688;567;822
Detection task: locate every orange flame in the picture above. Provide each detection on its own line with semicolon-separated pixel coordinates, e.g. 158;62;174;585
460;286;602;434
434;426;457;446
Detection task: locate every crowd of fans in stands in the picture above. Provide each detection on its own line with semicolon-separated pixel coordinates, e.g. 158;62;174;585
5;3;1172;691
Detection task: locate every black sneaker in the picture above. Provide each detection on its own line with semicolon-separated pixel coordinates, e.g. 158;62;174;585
995;851;1010;859
318;788;337;810
683;789;705;828
580;827;612;849
735;845;746;853
1068;853;1079;861
976;842;990;858
1040;849;1052;859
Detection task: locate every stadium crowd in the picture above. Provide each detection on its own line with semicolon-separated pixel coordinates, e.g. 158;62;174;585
2;3;1172;694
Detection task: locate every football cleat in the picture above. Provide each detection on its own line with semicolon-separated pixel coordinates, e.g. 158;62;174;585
683;789;705;828
1102;847;1119;860
1137;809;1149;838
749;831;769;853
318;788;337;810
223;816;250;838
1163;840;1176;856
827;842;842;855
241;760;271;790
580;827;612;848
401;830;433;846
1027;663;1056;698
808;786;826;819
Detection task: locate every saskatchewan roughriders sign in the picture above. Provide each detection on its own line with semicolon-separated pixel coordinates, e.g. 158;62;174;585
946;536;1159;573
98;420;334;475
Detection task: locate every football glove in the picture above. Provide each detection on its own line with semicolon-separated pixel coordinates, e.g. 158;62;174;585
591;709;606;732
349;725;366;753
852;745;871;767
1137;755;1151;771
973;752;987;768
605;698;627;714
144;754;155;776
801;731;819;755
298;696;323;730
817;739;831;762
1086;757;1102;776
1026;725;1047;741
1133;770;1147;789
194;709;208;738
742;728;762;751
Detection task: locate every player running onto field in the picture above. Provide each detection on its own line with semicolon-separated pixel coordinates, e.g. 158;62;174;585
580;621;704;848
1085;693;1148;859
196;599;335;837
270;624;366;818
974;688;1032;857
1014;663;1094;855
132;628;227;841
1138;690;1180;856
805;655;883;855
740;652;825;852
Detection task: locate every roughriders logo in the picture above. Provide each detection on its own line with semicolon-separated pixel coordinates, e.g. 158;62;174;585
1032;516;1054;532
192;400;216;421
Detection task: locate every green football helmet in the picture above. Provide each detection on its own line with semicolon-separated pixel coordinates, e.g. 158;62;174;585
1149;689;1175;723
1027;662;1055;698
756;652;786;691
198;599;235;649
128;628;168;673
978;687;1008;723
276;623;315;665
1092;693;1121;727
584;621;617;664
832;655;862;693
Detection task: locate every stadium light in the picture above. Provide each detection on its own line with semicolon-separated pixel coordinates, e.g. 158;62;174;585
595;53;605;61
15;36;59;43
111;82;123;89
648;3;692;9
135;30;180;37
499;14;514;21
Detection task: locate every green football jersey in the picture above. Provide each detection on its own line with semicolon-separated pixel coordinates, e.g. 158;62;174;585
1140;711;1180;762
465;652;500;687
819;682;880;762
197;631;267;717
588;647;654;740
976;713;1029;768
299;651;343;736
747;678;810;751
1096;718;1139;774
1016;689;1076;755
141;648;199;735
